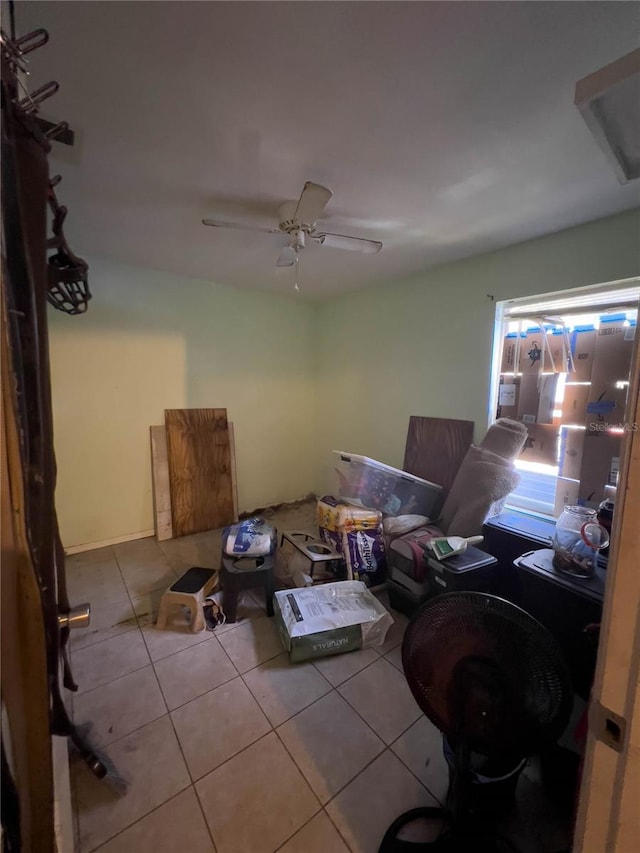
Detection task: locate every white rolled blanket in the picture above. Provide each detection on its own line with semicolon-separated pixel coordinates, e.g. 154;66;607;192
438;419;528;536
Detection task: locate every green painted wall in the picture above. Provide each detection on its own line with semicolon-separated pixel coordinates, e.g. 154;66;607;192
314;209;640;491
49;210;639;548
49;258;317;548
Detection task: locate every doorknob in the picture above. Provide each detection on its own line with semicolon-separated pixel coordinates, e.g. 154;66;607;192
58;603;90;630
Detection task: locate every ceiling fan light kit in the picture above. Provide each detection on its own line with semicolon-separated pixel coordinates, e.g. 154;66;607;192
575;48;640;183
202;181;383;291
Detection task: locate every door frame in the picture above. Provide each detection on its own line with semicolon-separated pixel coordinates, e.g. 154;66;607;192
573;327;640;851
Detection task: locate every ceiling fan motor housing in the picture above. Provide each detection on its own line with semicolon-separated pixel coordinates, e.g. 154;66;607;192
289;229;305;252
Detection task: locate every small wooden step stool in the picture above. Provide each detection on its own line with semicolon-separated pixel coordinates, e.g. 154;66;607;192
156;566;218;633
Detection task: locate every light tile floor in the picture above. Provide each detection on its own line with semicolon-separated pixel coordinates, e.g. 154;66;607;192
66;500;572;853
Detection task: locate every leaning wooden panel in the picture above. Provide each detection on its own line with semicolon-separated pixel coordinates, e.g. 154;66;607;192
150;425;173;541
403;416;474;499
164;408;235;537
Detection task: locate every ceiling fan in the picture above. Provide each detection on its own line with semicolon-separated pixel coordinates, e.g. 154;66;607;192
202;181;382;290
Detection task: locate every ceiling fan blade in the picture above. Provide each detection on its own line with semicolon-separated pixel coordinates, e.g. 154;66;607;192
276;246;295;267
202;218;279;234
294;182;332;225
315;232;382;254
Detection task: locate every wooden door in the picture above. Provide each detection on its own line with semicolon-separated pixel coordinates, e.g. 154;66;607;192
573;332;640;851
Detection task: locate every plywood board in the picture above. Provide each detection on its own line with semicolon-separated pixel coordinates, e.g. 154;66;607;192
165;408;234;537
403;416;474;502
150;425;173;541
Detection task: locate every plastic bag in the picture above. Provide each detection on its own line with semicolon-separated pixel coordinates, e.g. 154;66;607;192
222;517;276;557
274;581;394;662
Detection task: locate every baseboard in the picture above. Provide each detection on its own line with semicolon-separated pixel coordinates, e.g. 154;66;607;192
64;495;317;555
64;529;155;555
240;493;317;518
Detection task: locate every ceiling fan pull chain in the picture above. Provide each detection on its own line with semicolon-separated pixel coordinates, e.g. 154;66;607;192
294;252;300;292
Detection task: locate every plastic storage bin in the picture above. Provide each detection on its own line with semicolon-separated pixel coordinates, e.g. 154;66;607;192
425;546;498;596
388;570;430;618
333;451;442;518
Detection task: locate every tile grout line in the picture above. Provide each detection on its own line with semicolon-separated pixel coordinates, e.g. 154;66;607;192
389;735;449;808
79;537;207;847
70;540;275;851
306;744;435;853
316;652;444;805
73;659;152;698
80;742;194;853
162;689;219;853
310;647;381;687
192;781;220;852
269;725;324;847
75;669;435;811
239;655;334;727
167;650;272;786
86;787;206;853
156;660;239;715
189;724;277;786
140;627;213;663
322;804;358;853
69;545;133;853
334;653;422;745
263;672;430;815
78;707;170;755
272;806;356;853
69;617;140;654
108;544;139;612
264;683;392;852
71;528;426;853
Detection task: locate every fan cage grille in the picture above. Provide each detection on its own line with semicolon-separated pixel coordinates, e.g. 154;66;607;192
401;592;573;757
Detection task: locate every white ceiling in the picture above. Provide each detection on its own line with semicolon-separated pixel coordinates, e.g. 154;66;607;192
18;1;640;298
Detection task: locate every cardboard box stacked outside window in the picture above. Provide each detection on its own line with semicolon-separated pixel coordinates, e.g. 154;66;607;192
498;319;636;510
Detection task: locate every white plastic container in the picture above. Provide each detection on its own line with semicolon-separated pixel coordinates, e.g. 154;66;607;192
333;451;443;518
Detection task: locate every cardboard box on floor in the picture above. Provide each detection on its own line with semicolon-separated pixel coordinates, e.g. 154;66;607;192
554;477;580;518
592;320;636;382
520;328;571;376
520;330;545;375
568;328;596;383
559;427;585;480
521;423;558;466
562;383;590;425
578;433;622;506
587;321;635;430
516;374;537;422
500;334;521;373
547;329;571;373
538;373;559;424
497;376;519;419
586;395;628;432
516;373;558;424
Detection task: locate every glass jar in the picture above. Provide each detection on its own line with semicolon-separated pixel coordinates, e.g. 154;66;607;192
552;505;610;579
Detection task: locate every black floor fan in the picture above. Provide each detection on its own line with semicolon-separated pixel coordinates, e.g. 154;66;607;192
380;592;573;853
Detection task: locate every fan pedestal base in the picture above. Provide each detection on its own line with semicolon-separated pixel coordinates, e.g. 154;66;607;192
378;806;518;853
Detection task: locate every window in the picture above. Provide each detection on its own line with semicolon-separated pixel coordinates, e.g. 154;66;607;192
490;279;639;518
